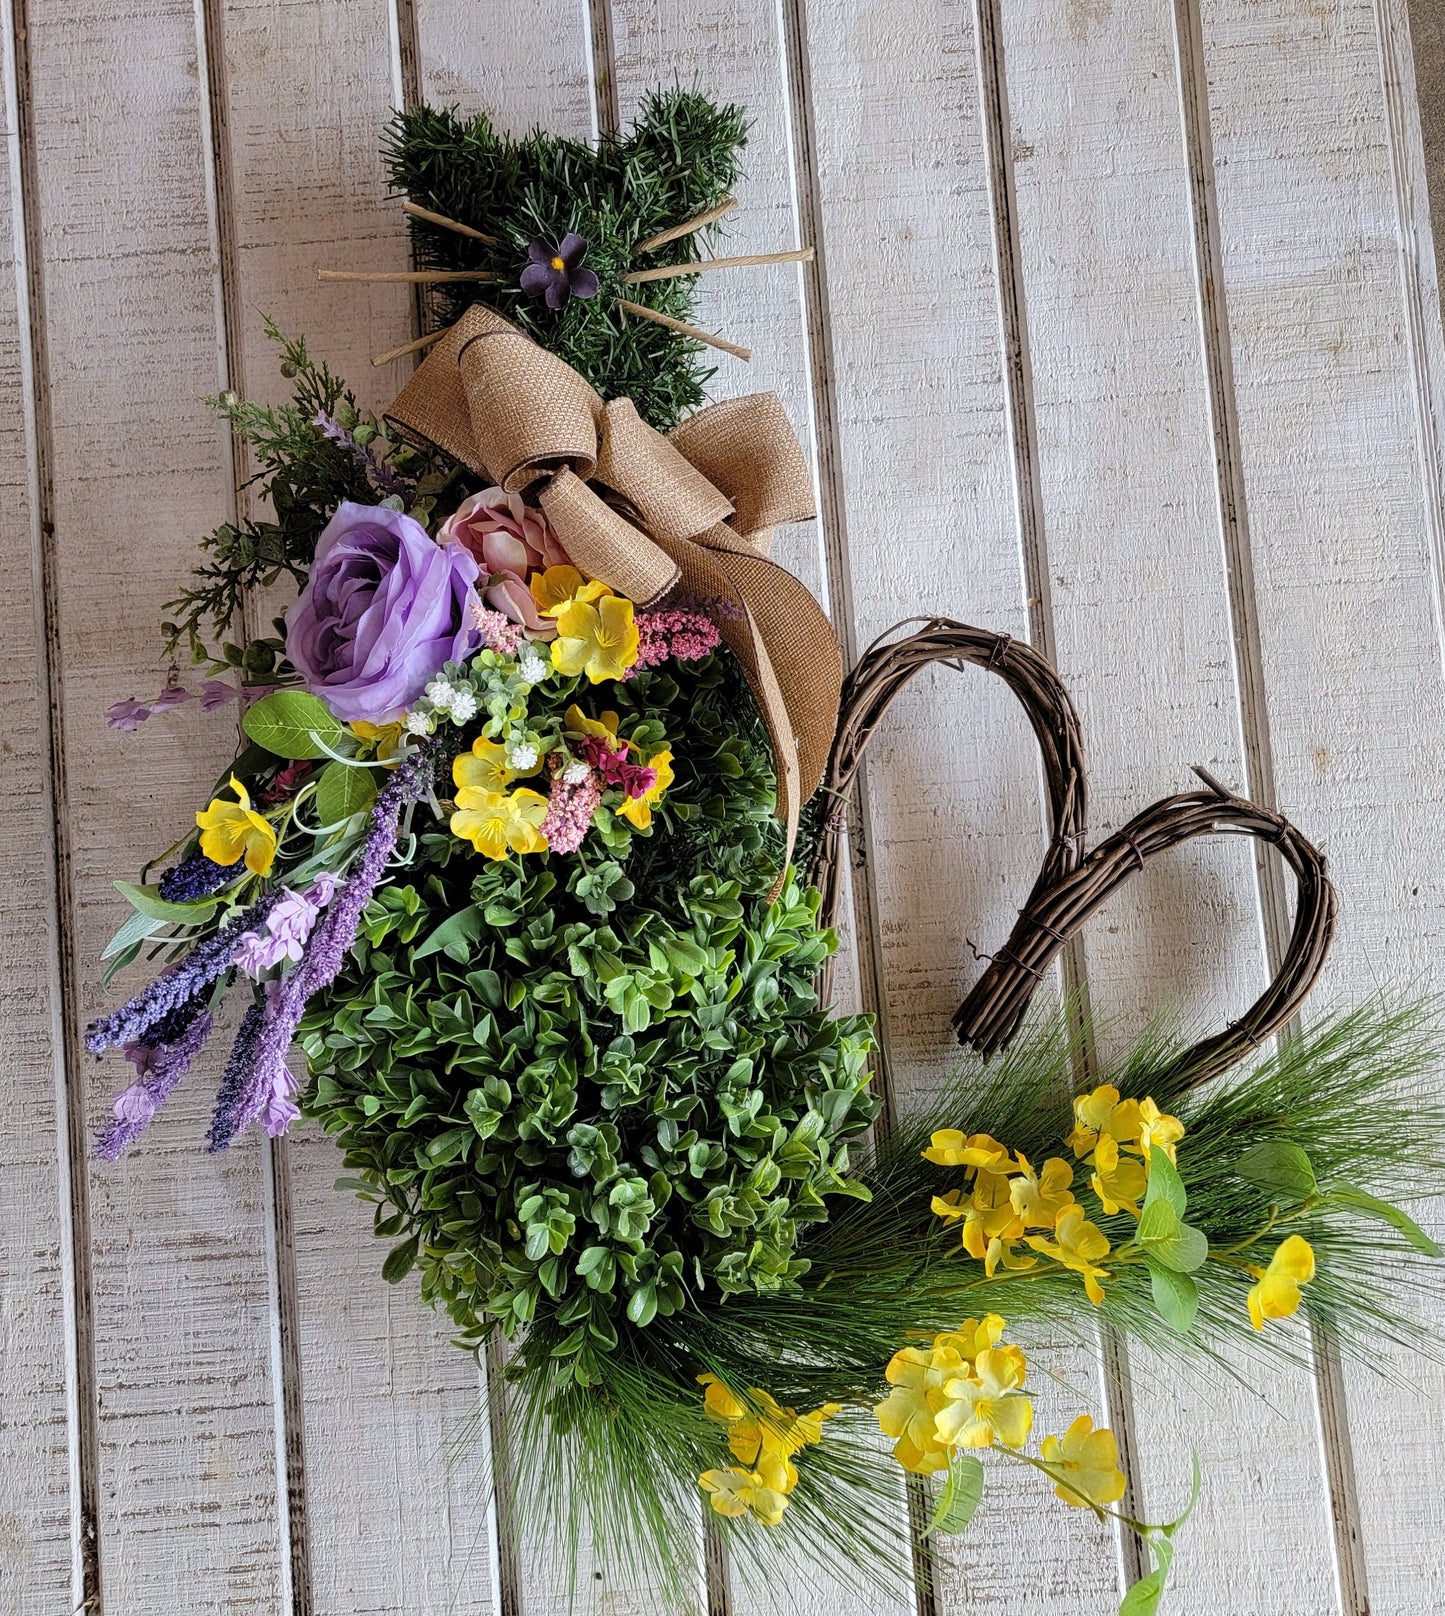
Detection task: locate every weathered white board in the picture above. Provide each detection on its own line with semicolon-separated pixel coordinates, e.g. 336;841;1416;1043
5;0;1445;1611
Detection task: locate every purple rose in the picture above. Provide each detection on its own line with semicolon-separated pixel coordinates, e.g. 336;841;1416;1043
285;502;481;721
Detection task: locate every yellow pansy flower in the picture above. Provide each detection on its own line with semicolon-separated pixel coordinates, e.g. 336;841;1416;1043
1246;1235;1316;1330
1066;1085;1144;1158
699;1465;788;1526
563;703;620;742
1135;1097;1185;1164
876;1342;969;1475
1040;1415;1128;1509
923;1130;1015;1173
196;776;277;877
1027;1205;1113;1305
1090;1135;1148;1218
550;592;640;683
936;1172;1028;1276
349;719;404;765
698;1376;839;1491
933;1315;1006;1361
450;788;549;859
935;1347;1034;1449
453;737;532;799
619;749;674;829
530;564;602;615
1009;1152;1077;1229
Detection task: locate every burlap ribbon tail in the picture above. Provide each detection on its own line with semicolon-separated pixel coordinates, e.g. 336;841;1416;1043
387;304;843;872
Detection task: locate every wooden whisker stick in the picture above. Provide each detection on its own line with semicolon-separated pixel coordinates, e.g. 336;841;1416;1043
318;269;497;284
614;299;751;361
401;198;499;245
632;196;738;256
371;329;448;367
618;247;814;287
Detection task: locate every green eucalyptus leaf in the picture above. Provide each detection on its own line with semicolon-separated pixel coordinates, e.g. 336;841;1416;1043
928;1453;985;1537
1147;1262;1199;1333
1236;1141;1317;1200
113;879;220;925
243;690;346;759
1142;1148;1187;1216
314;760;378;824
1331;1183;1442;1256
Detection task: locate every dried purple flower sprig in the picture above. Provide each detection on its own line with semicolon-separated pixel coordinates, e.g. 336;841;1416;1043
95;1011;216;1162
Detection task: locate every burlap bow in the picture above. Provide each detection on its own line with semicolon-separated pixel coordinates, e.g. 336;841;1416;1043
387;304;843;874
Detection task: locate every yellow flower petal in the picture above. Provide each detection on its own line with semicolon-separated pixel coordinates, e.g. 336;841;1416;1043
1040;1414;1128;1508
454;739;514;796
530;565;590;614
1246;1235;1316;1330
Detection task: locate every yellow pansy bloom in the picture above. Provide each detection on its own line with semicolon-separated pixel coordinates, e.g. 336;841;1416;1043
619;749;674;829
349;719;404;765
1066;1085;1143;1159
551;592;640;683
698;1376;839;1490
876;1342;969;1474
933;1315;1006;1361
450;788;549;860
1040;1415;1128;1509
1090;1135;1148;1218
453;738;532;798
563;703;620;742
1027;1205;1113;1305
1246;1235;1316;1330
196;776;277;877
1010;1152;1077;1229
699;1465;788;1526
530;564;600;615
923;1130;1015;1173
1135;1097;1185;1164
935;1347;1034;1450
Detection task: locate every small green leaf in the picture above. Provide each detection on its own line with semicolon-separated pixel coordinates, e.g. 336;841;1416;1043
1148;1262;1199;1333
314;760;378;824
1236;1141;1317;1200
1137;1198;1181;1246
1331;1183;1442;1257
413;905;485;962
114;879;220;925
1143;1148;1187;1217
243;690;347;759
928;1453;985;1537
101;907;165;960
381;1235;419;1284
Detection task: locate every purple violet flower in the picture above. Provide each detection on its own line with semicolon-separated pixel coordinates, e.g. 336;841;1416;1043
520;233;600;311
95;1010;215;1161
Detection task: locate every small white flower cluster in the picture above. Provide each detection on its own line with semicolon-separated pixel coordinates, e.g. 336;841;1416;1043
424;675;480;723
517;647;549;686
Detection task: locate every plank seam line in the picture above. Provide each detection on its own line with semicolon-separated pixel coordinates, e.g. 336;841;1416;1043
586;0;621;142
192;0;314;1608
6;0;102;1604
776;0;928;1609
392;20;515;1613
970;0;1144;1592
1170;5;1365;1610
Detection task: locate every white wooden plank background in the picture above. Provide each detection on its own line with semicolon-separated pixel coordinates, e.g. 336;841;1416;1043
4;0;1445;1611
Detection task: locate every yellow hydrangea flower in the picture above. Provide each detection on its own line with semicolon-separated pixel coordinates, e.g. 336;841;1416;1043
875;1342;969;1475
699;1465;788;1526
1066;1085;1143;1159
453;737;536;798
1027;1205;1113;1305
923;1129;1015;1173
1009;1152;1077;1229
618;749;674;830
1040;1415;1128;1508
935;1347;1034;1449
196;776;277;877
1090;1135;1148;1218
450;788;549;860
1246;1235;1316;1330
1136;1097;1185;1164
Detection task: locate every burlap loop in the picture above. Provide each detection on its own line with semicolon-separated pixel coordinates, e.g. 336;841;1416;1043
386;303;843;873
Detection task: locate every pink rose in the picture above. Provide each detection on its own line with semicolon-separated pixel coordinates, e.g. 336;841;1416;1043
438;488;570;636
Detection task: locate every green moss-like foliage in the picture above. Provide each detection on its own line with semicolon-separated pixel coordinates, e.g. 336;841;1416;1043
299;655;881;1389
384;89;749;431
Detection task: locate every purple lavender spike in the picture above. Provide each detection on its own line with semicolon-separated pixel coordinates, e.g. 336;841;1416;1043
86;891;281;1057
211;748;434;1149
95;1010;215;1161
